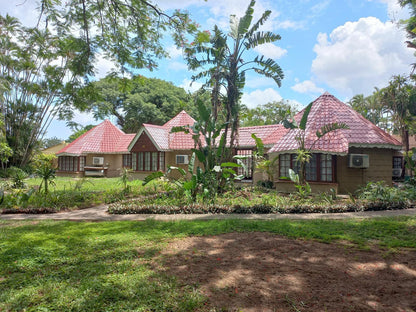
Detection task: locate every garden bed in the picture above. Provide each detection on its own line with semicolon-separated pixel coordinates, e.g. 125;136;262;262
107;191;413;215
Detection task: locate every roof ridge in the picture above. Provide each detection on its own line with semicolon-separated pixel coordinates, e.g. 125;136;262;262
143;123;167;129
240;124;283;130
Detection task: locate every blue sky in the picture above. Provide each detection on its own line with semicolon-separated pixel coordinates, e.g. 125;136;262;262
1;0;414;139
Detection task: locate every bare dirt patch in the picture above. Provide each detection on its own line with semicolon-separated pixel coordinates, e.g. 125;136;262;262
158;232;416;312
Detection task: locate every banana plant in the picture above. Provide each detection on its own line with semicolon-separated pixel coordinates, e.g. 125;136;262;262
283;102;349;185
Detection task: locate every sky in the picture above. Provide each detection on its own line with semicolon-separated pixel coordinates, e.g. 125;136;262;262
1;0;414;139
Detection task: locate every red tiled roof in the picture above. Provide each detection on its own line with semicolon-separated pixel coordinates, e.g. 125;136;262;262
57;120;135;155
130;111;200;151
163;110;196;129
270;92;402;154
142;124;170;150
132;111;289;151
238;124;289;148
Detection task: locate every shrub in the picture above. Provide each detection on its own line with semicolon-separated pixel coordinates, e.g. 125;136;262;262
256;180;274;189
8;167;28;189
0;189;100;213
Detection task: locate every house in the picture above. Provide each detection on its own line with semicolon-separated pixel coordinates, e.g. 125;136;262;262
56;93;402;193
42;141;68;155
127;110;289;180
42;141;68;168
269;92;403;194
56;120;135;177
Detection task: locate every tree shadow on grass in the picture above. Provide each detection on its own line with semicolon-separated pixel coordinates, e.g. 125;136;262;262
156;232;416;312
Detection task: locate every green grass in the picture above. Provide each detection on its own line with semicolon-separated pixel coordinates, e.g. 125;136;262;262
0;217;415;311
25;176;144;192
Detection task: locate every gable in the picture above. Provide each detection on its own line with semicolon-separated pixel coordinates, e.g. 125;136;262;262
130;131;159;152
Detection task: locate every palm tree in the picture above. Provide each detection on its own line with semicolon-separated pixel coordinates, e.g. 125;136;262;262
186;0;284;161
380;75;416;152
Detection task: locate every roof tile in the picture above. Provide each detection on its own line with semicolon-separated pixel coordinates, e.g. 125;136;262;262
57;120;134;155
270;92;402;154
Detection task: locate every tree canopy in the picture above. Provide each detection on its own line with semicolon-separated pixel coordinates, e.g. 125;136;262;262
88;76;194;133
0;1;197;168
240;101;297;127
348;75;416;151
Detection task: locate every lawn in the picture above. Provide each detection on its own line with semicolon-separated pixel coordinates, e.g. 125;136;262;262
1;217;415;311
25;176;144;192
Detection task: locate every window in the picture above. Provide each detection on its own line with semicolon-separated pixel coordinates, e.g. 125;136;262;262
393;156;403;169
320;154;333;182
138;152;143;171
236;149;253;179
144;152;151;171
132;153;137;170
279;153;335;183
159;152;165;171
122;154;132;168
279;154;291;178
151;152;158;171
79;157;85;171
133;152;165;172
176;155;189;164
58;156;83;172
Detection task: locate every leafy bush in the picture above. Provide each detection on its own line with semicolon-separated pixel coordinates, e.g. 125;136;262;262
357;181;408;203
0;189;100;213
256;180;274;189
8;167;28;189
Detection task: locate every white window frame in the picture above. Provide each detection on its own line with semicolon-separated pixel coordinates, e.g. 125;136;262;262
176;155;189;165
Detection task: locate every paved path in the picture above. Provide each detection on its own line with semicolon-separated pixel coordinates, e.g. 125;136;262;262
1;204;416;221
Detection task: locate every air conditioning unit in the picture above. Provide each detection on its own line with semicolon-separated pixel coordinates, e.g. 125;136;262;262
348;154;369;168
392;168;402;178
93;157;104;165
176;155;189;165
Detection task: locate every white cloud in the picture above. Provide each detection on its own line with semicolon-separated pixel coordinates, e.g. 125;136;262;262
310;0;331;16
286;99;304;111
276;20;304;30
311;17;414;97
72;110;98;126
291;80;325;94
167;45;183;59
94;54;119;78
180;78;204;93
241;88;283;108
254;43;287;59
246;76;279;89
372;0;409;20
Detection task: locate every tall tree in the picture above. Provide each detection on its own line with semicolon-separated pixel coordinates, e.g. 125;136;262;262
240;100;297;127
89;76;194;133
399;0;416;71
1;2;196;167
37;0;197;74
41;137;64;149
186;0;284;161
379;75;416;152
347;89;390;130
0;15;88;167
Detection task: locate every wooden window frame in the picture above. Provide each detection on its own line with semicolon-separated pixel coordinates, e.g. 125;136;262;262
58;156;85;172
133;152;165;172
279;153;336;183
